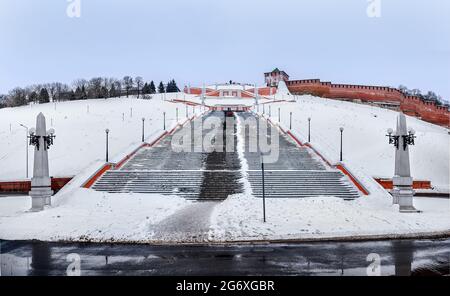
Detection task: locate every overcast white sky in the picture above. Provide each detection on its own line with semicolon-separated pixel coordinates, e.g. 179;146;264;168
0;0;449;98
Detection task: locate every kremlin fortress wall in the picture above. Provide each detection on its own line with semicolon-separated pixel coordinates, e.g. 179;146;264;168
286;79;449;127
183;70;449;127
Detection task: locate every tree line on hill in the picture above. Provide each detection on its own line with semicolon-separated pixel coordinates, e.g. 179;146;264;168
398;85;448;107
1;76;180;108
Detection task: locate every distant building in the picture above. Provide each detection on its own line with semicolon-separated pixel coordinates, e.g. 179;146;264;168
264;68;290;87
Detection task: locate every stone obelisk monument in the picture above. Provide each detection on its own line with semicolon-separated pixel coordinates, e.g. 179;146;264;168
29;113;54;211
391;113;419;213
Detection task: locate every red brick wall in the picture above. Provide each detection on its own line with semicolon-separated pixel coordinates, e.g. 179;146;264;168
183;87;215;95
0;177;73;193
246;87;277;96
374;178;432;190
287;80;449;126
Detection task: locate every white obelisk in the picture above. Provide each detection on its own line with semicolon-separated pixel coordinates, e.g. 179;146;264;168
392;113;419;213
29;113;53;211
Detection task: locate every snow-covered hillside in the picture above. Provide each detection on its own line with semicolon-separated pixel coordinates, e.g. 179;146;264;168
266;95;449;192
0;93;449;243
0;94;195;180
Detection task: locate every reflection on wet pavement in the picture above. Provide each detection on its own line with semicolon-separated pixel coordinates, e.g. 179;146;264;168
1;239;448;276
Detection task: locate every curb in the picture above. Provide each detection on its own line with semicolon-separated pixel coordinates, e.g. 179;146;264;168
9;231;449;246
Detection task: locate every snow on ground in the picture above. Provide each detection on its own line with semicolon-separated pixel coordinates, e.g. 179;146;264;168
0;94;199;180
1;189;448;243
209;193;450;241
0;192;191;242
265;95;450;192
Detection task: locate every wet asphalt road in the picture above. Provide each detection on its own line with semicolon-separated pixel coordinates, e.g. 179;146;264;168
1;239;449;276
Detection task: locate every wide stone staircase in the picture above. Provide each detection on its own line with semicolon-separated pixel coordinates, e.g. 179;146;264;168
92;111;244;201
247;170;360;200
92;170;243;200
238;112;360;200
92;112;361;201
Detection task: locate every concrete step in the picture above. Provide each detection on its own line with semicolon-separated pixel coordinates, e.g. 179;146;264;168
246;170;360;200
92;170;244;200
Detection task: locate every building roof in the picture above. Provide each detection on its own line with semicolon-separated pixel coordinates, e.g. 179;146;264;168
264;68;289;77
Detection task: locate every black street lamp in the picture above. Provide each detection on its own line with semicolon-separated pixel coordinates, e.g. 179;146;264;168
163;112;166;130
105;129;110;162
269;105;271;117
308;117;311;142
186;105;188;118
260;154;266;223
176;108;179;122
19;124;29;178
289;112;292;130
141;118;145;142
263;104;265;114
278;108;280;122
339;127;344;162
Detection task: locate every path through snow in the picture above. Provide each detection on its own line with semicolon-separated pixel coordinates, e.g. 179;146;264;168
150;201;218;242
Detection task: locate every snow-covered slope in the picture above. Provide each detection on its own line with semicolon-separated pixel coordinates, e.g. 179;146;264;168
0;94;193;180
268;95;449;192
0;93;449;243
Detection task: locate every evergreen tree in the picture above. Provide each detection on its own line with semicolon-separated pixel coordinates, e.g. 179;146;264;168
29;91;38;104
75;87;83;100
142;83;149;94
166;80;173;93
149;81;156;94
38;88;50;103
81;85;87;99
166;79;180;93
100;86;109;98
158;81;165;93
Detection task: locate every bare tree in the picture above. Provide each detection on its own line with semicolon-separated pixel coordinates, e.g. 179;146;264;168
135;76;143;98
114;80;122;98
89;77;103;98
7;87;27;107
73;79;88;90
46;83;57;102
123;76;134;98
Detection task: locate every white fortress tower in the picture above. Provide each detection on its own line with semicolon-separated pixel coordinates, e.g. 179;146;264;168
264;68;290;87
